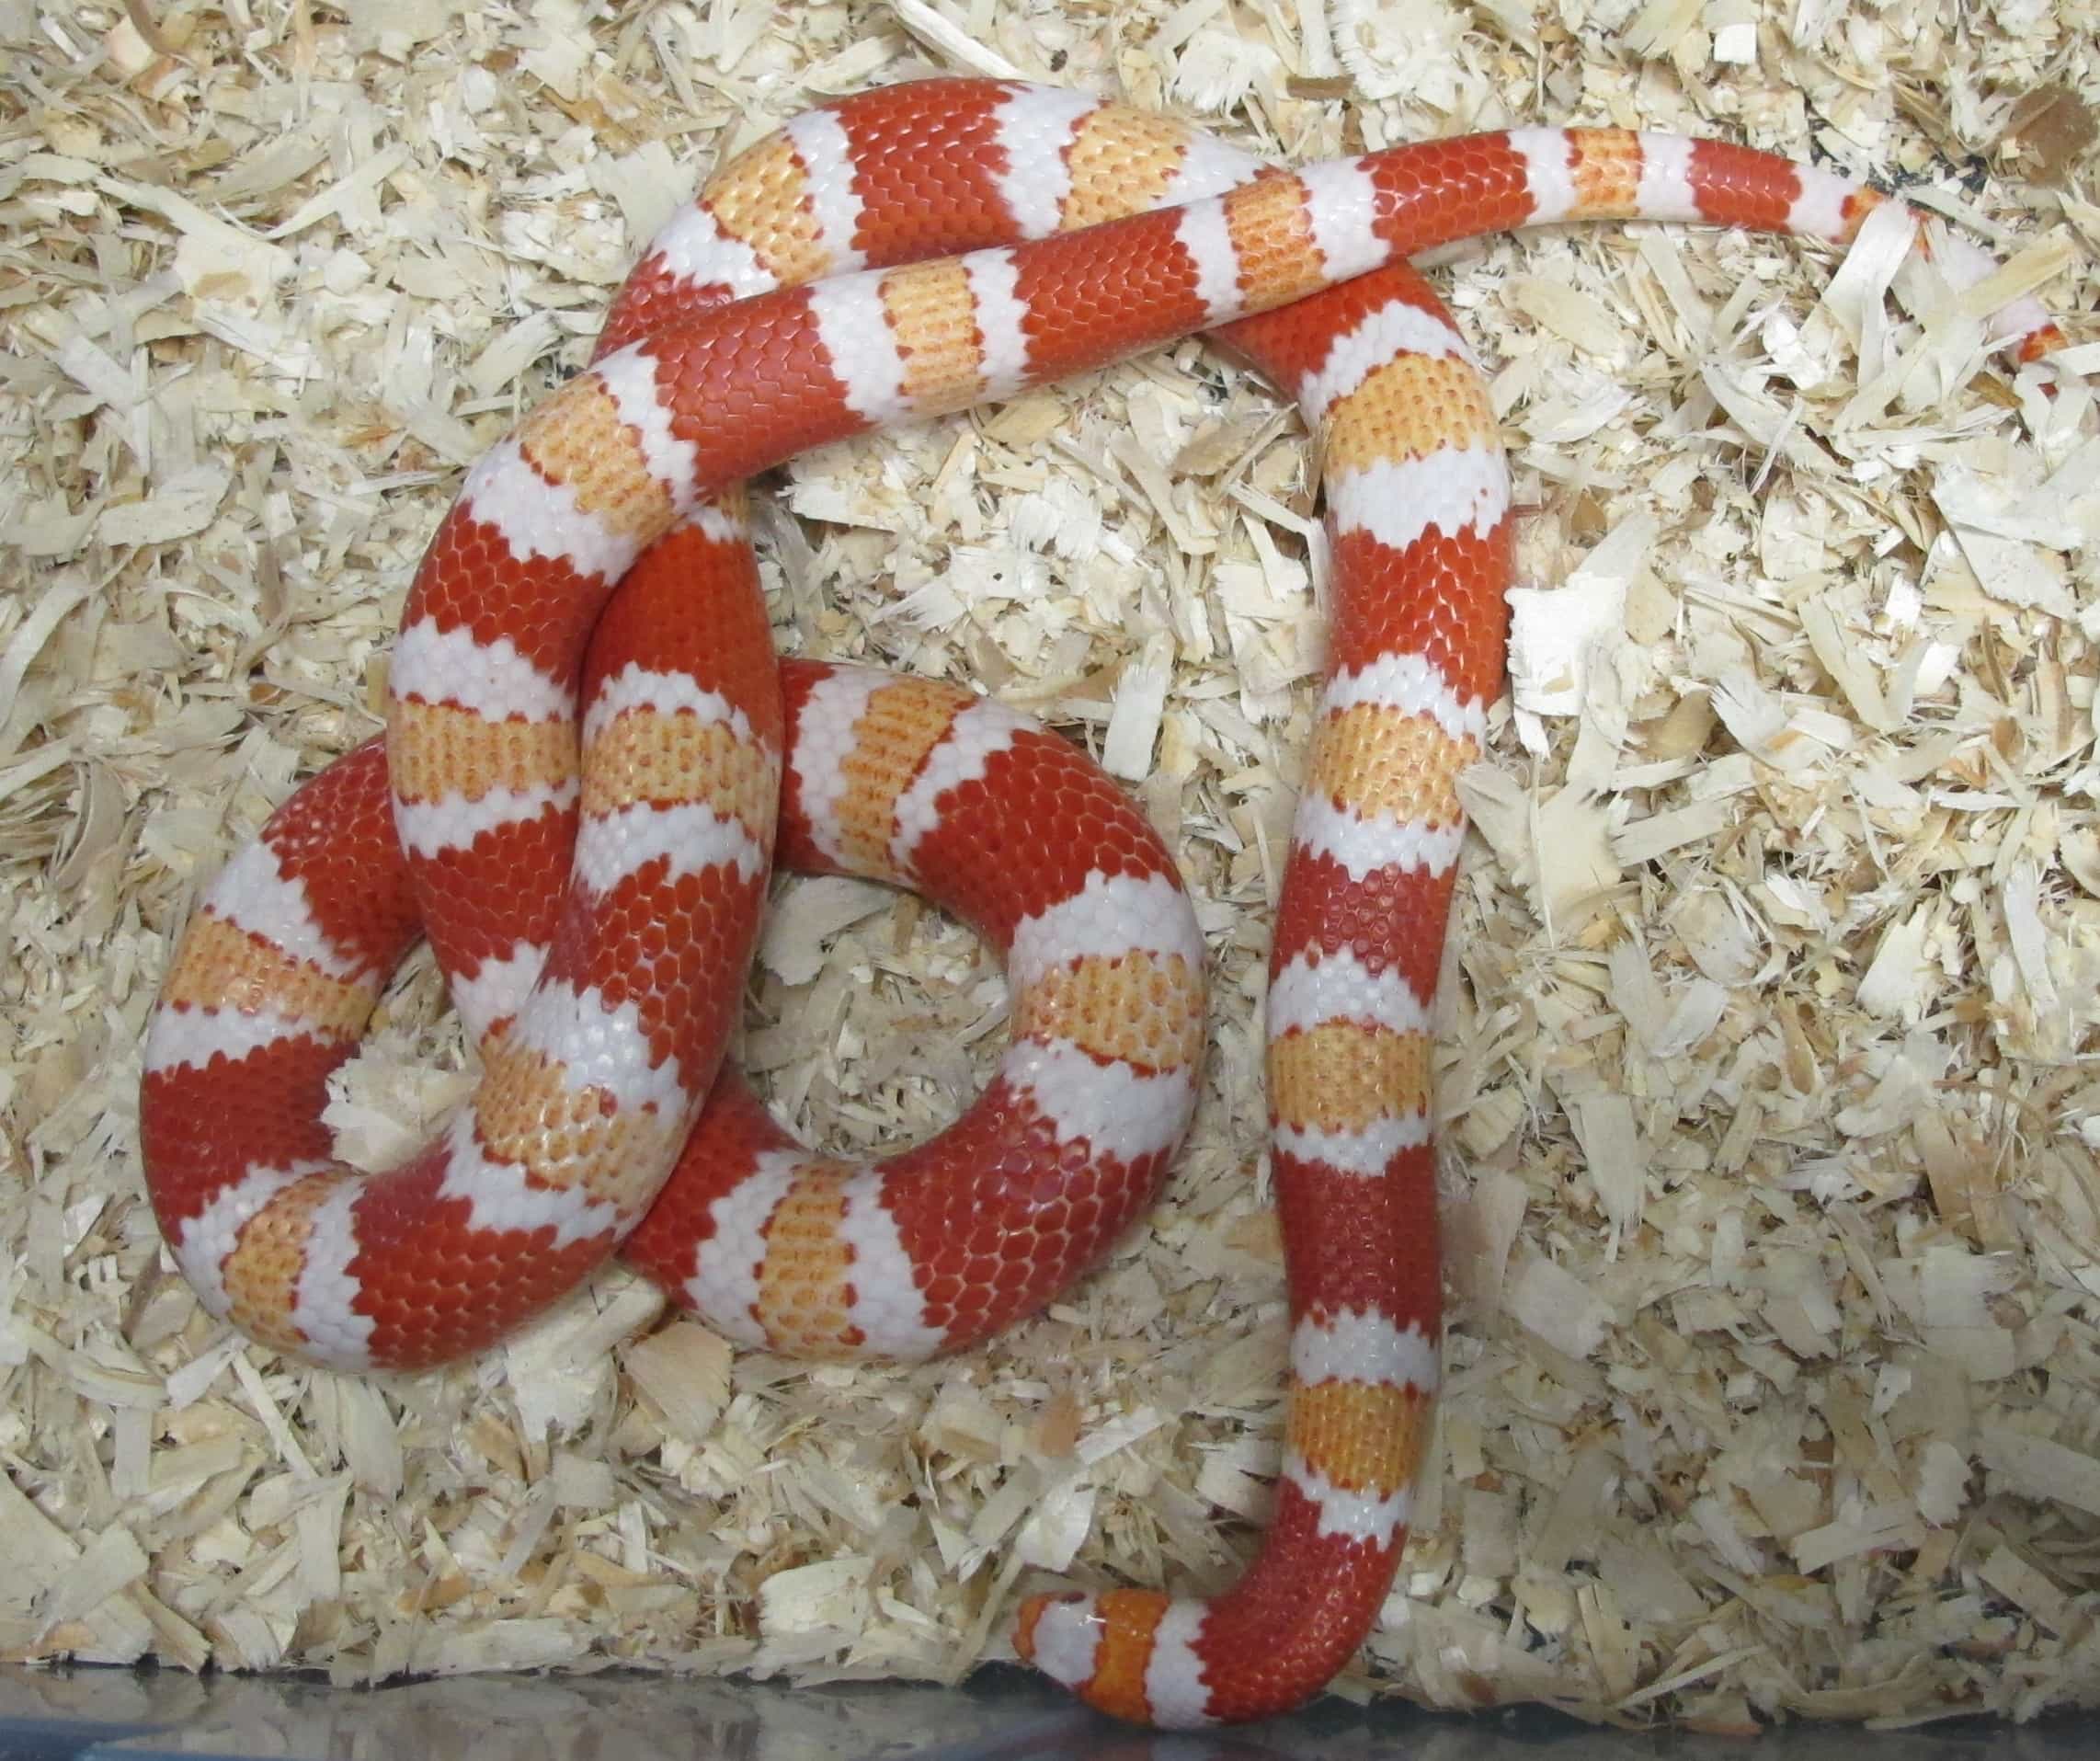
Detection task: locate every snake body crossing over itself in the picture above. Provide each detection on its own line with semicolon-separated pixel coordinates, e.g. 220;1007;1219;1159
141;78;2067;1726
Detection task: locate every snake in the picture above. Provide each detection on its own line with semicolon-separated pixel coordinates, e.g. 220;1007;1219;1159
140;77;2066;1727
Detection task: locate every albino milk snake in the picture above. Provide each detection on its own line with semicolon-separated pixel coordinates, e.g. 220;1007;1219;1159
142;78;2068;1726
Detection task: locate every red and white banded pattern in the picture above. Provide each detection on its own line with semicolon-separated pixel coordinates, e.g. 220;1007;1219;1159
619;658;1211;1358
142;78;2067;1726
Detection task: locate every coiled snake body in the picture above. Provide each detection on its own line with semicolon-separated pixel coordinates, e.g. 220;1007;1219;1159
142;78;2065;1726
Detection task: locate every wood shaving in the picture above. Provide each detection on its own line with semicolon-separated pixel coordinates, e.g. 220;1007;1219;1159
2;0;2096;1736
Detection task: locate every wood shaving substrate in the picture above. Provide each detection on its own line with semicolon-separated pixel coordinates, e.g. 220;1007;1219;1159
2;0;2097;1736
